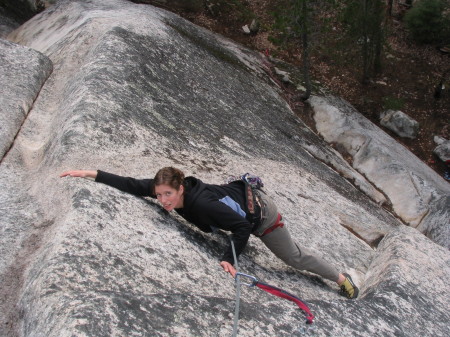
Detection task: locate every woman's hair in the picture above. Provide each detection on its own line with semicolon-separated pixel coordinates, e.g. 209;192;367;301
153;167;185;191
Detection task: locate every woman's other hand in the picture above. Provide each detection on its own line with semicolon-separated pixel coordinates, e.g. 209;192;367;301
220;261;236;278
60;170;97;179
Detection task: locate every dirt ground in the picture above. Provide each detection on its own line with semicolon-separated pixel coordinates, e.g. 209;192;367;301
152;0;449;178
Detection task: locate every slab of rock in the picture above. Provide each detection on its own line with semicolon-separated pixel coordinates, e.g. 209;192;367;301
373;225;450;334
308;95;450;249
312;225;450;336
0;1;448;336
379;109;419;139
0;39;52;159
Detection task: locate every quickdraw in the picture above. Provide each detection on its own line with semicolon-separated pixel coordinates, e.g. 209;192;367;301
234;273;315;325
229;236;314;337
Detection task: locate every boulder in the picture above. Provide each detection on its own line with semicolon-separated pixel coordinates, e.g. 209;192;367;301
274;67;291;84
0;39;52;158
379;109;419;139
242;24;251;35
433;135;450;162
1;1;449;336
243;20;260;35
308;95;450;248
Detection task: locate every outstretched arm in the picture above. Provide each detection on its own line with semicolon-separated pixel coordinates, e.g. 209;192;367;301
60;170;97;179
61;169;154;197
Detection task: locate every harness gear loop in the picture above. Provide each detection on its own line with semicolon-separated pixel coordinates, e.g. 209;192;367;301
254;213;284;237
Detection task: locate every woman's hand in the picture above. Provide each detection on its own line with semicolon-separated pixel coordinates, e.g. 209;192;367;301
220;261;236;278
59;170;97;179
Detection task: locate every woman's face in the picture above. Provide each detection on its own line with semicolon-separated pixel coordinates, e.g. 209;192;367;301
155;184;184;211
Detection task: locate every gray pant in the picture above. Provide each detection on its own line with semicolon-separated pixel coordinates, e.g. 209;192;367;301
253;190;340;282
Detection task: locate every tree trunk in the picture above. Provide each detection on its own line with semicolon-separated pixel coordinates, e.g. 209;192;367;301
362;0;370;84
387;0;393;16
374;1;383;75
300;0;311;100
434;68;450;100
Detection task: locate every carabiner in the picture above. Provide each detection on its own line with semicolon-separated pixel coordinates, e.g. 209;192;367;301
235;272;258;287
297;325;316;335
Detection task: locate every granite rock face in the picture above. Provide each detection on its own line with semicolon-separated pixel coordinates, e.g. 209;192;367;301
312;225;450;337
1;1;449;336
0;39;52;158
309;95;450;249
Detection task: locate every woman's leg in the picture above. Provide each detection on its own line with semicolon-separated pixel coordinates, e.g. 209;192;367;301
259;225;340;282
255;190;339;281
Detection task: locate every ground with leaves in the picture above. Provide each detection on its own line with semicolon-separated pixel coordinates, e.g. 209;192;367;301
144;0;449;177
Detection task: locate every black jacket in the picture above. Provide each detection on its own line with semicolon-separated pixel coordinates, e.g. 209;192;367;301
96;170;257;264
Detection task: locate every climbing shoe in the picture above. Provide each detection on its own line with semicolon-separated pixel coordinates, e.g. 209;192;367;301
339;273;359;299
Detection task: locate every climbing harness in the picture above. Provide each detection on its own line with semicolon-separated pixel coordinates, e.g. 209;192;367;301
253;213;284;237
225;173;264;227
229;236;314;337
